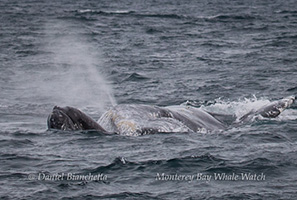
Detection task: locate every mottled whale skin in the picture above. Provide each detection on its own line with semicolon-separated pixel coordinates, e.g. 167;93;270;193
239;96;295;122
47;106;107;133
47;96;295;135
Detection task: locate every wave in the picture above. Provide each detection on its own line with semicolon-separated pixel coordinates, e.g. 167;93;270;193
0;153;40;161
86;154;225;174
91;192;161;200
57;192;161;200
287;86;297;92
80;152;293;183
206;14;258;21
136;13;187;20
72;9;260;24
75;9;260;22
73;9;189;20
205;157;278;174
275;10;297;14
0;139;34;147
121;72;150;82
75;9;135;15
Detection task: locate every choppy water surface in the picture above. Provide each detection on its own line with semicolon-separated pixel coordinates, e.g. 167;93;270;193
1;0;297;199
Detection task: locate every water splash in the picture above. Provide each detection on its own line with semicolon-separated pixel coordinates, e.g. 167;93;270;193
201;96;297;121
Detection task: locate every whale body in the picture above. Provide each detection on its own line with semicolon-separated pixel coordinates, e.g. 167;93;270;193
47;96;295;135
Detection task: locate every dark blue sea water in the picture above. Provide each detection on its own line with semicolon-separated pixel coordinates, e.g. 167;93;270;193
1;0;297;199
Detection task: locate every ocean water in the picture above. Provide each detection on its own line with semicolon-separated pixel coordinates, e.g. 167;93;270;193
1;0;297;199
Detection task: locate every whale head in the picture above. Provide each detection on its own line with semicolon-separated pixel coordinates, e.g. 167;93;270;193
47;106;77;130
47;106;107;132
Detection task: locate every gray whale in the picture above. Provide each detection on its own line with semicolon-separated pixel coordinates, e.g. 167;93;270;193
47;96;295;135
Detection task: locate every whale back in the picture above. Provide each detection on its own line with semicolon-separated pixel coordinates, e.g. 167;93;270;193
97;104;227;135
